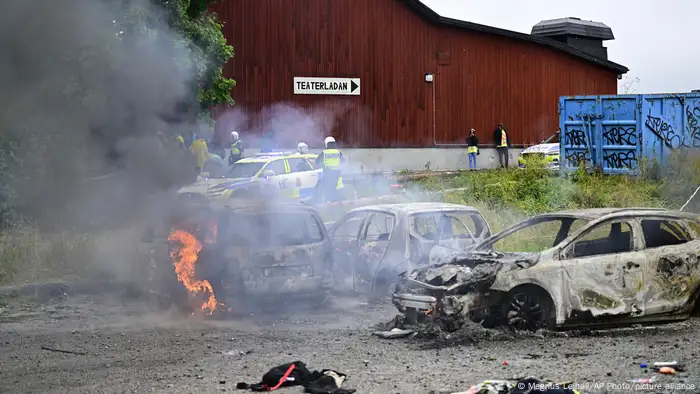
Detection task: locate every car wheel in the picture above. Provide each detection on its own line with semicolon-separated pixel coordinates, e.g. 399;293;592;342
501;286;555;332
146;254;189;313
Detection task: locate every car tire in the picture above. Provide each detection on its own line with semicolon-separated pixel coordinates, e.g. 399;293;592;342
146;254;189;314
501;286;555;332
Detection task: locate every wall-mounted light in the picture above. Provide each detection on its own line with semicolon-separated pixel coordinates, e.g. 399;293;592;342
617;74;622;80
425;73;434;83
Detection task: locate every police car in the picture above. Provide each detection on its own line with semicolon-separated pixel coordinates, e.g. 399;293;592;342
177;152;324;200
517;143;560;170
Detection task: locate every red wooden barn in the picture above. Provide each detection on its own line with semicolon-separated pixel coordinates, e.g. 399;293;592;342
210;0;628;148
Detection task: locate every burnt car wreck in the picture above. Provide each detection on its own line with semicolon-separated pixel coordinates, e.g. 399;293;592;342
329;203;491;298
139;198;334;314
392;208;700;332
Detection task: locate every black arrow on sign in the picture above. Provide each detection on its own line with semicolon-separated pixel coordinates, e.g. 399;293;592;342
350;80;359;93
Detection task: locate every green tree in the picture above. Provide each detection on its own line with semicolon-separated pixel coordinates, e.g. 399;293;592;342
162;0;235;110
0;0;235;229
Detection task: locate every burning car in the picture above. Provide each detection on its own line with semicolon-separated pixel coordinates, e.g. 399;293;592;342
140;199;334;313
392;208;700;331
329;203;491;298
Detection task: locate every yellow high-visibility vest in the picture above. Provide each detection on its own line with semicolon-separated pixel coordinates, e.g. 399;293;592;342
322;149;341;169
190;139;209;168
498;130;508;148
467;146;478;154
230;141;241;156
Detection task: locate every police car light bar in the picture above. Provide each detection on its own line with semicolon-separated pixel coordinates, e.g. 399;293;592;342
253;151;293;157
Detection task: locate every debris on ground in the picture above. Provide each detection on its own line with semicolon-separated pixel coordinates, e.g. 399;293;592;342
235;360;356;393
40;346;87;356
451;377;585;394
372;328;415;339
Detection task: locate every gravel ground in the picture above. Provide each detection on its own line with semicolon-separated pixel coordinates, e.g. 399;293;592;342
1;293;699;394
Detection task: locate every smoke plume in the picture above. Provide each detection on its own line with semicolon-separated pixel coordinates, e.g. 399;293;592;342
0;0;204;230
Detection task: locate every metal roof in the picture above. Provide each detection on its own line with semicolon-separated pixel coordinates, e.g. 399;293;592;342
402;0;628;74
531;17;614;40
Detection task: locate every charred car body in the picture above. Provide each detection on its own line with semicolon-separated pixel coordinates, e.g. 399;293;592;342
392;208;700;331
329;203;491;297
140;199;334;312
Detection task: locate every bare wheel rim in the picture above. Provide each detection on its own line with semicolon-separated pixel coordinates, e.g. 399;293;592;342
506;292;545;331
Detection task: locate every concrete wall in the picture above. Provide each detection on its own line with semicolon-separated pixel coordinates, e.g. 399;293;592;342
241;148;523;172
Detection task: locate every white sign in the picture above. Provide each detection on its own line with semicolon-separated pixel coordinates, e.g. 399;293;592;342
293;77;360;96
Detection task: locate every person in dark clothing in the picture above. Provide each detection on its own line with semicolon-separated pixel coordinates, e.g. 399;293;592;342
493;123;510;168
466;128;479;170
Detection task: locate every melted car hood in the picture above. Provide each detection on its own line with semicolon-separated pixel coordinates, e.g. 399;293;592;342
404;251;539;294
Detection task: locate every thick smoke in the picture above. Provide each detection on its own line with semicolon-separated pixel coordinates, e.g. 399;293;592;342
0;0;203;230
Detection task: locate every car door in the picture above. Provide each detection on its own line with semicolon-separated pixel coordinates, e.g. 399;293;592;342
355;212;395;292
638;217;700;316
329;212;367;289
558;218;647;324
260;159;288;196
285;157;317;198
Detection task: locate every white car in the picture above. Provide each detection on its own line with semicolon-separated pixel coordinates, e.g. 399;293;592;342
518;143;560;169
178;152;323;200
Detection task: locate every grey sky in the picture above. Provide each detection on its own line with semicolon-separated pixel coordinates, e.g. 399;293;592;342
421;0;697;94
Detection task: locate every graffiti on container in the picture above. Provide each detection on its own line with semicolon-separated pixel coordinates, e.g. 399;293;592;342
603;151;637;169
565;129;587;147
644;115;679;148
602;127;636;146
565;151;590;166
645;108;700;149
685;106;700;148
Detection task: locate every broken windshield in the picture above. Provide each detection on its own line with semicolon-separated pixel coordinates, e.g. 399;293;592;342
409;211;481;241
478;216;590;253
227;162;265;178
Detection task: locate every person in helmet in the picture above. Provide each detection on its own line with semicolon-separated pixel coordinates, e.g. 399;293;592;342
296;142;309;155
314;136;345;202
229;131;244;165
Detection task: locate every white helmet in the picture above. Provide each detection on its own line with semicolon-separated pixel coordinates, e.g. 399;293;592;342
297;142;308;154
231;131;239;142
324;136;336;147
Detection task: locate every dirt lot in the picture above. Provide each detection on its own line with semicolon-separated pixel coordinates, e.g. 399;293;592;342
1;293;699;394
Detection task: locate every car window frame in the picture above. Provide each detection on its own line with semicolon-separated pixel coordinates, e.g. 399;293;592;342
475;216;576;253
304;212;326;243
359;211;396;242
261;159;288;176
560;218;638;260
637;216;696;249
330;212;367;239
286;157;314;173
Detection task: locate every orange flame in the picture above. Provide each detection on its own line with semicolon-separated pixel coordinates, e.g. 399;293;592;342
168;229;218;314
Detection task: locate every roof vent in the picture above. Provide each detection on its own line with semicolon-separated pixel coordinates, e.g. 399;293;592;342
531;17;614;60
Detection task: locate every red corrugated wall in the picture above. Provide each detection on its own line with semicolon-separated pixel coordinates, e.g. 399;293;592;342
209;0;618;147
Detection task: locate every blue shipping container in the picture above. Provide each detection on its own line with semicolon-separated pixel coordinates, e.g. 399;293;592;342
559;93;700;174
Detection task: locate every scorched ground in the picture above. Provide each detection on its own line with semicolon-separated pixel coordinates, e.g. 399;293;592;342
1;294;699;393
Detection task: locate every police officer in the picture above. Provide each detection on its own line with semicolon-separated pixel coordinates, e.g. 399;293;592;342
229;131;244;165
296;142;309;155
315;136;345;202
190;136;209;174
